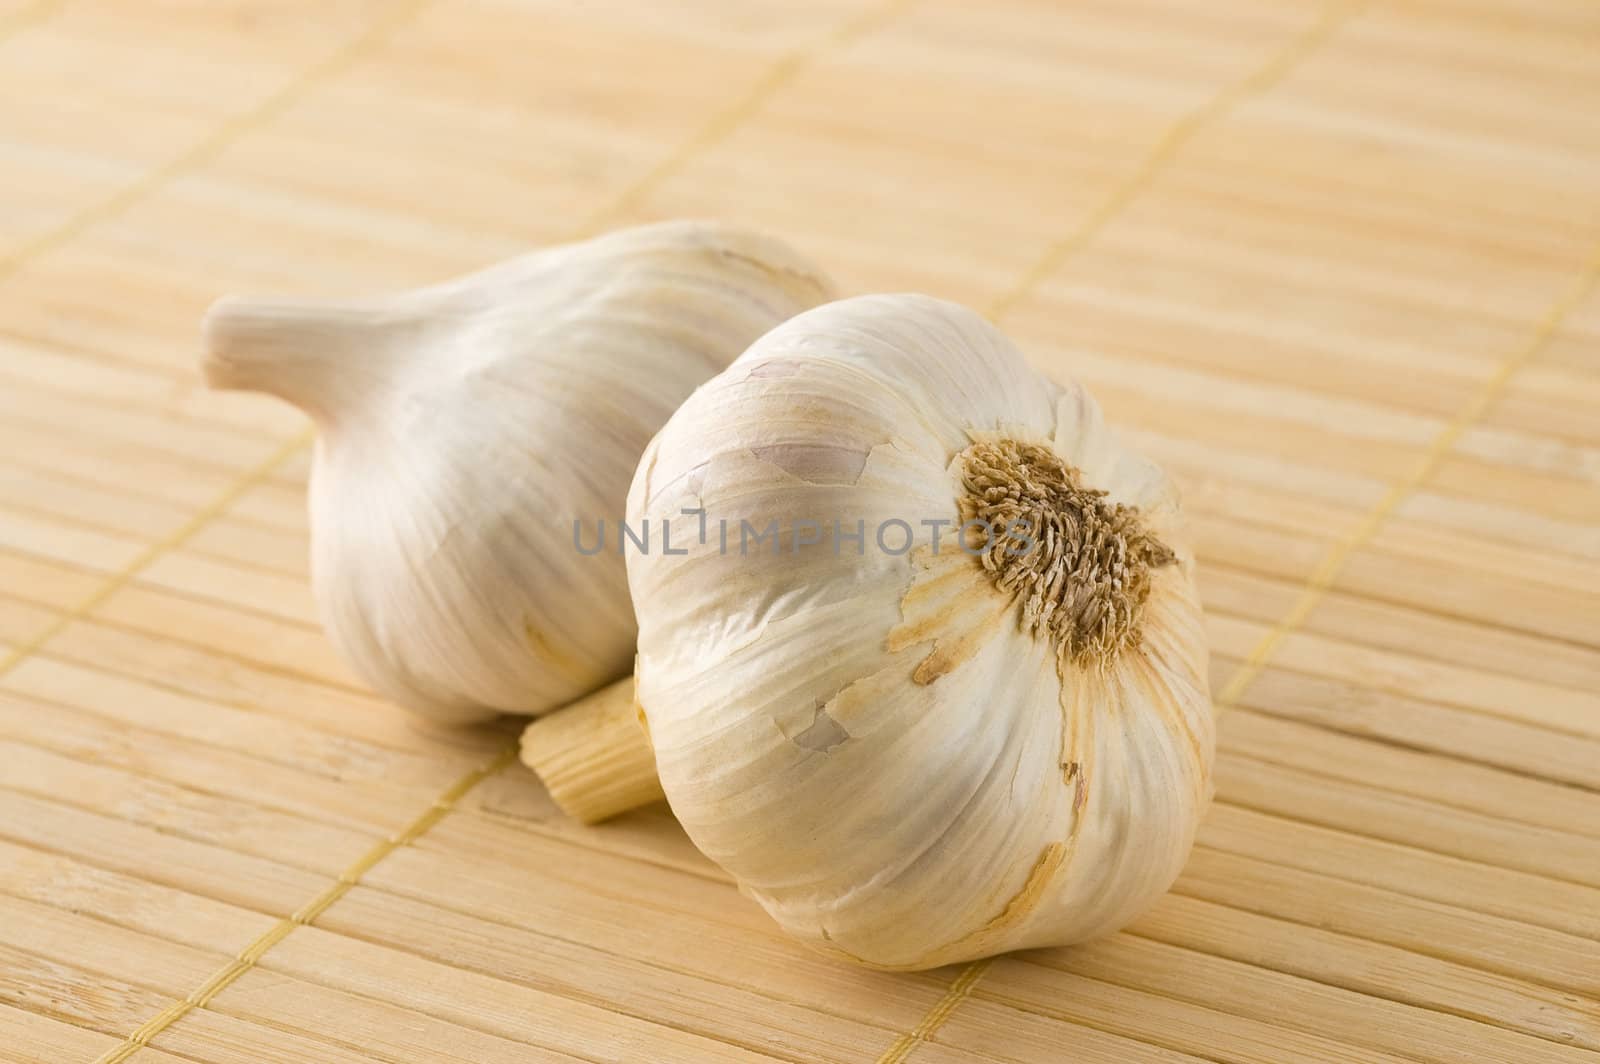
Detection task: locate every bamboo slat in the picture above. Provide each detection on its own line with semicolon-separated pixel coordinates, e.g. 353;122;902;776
2;0;1598;1061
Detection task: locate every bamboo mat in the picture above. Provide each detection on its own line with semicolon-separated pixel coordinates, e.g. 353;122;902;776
1;0;1597;1060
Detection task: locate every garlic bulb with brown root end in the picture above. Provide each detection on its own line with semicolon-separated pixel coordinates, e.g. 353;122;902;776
546;293;1213;970
201;221;833;724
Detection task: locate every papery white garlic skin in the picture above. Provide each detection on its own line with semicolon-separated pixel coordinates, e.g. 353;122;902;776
203;221;833;724
626;294;1214;969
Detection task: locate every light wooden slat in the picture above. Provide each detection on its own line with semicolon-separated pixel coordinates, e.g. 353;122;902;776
0;895;259;1018
0;741;384;872
20;621;502;759
182;518;309;578
0;433;311;705
0;895;585;1064
1550;286;1600;369
358;826;966;1020
0;469;201;542
1223;659;1600;791
87;583;359;691
0;598;59;646
1182;425;1600;569
97;174;518;290
0;0;62;36
0;729;844;1062
1209;613;1600;736
191;0;874;251
1043;932;1597;1064
1175;846;1600;996
0;422;255;512
0;330;192;393
396;787;1587;1056
137;551;320;627
214;479;308;533
0;505;145;572
927;996;1205;1064
1332;543;1600;645
0;246;326;373
1156;417;1600;565
1284;18;1600;173
1014;207;1593;381
1021;221;1579;382
0;789;326;912
969;961;1420;1064
0;689;454;836
379;820;784;938
454;770;721;884
0;647;501;776
0;1003;189;1064
0;552;103;611
1199;799;1600;941
0;945;263;1064
1132;893;1600;1054
611;0;1341;297
0;524;318;627
1197;511;1600;642
308;897;943;1062
0;333;305;439
1220;707;1600;839
1401;486;1600;562
253;916;824;1063
1214;751;1600;887
0;0;391;157
213;965;740;1064
1200;561;1600;691
1085;359;1457;475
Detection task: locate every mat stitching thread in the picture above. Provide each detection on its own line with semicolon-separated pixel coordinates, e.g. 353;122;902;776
877;2;1367;1060
81;1;917;1059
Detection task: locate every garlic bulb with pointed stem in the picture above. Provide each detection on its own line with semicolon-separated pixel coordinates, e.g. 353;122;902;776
562;293;1213;969
201;221;833;724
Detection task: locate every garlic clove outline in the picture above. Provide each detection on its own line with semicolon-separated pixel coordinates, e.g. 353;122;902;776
202;220;835;724
522;293;1214;970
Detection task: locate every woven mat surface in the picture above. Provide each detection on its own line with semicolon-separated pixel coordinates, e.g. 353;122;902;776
2;0;1598;1061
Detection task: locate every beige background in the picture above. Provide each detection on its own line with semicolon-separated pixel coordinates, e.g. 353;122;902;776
1;0;1598;1061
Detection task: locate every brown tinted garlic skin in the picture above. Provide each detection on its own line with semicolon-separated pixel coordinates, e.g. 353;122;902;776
558;294;1215;970
957;438;1177;669
201;221;833;724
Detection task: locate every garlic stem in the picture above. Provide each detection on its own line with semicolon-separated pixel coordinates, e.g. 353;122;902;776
519;676;665;824
201;294;415;422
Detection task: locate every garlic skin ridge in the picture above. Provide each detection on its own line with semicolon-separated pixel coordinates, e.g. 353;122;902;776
625;294;1214;970
202;221;834;724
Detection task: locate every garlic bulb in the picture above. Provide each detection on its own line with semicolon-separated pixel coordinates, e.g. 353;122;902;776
622;294;1213;969
201;221;833;724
